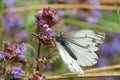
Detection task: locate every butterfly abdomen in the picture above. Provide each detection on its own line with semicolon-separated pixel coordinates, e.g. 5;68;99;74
56;35;77;60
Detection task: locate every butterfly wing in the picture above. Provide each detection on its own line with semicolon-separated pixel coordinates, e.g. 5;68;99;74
62;30;105;66
55;42;84;74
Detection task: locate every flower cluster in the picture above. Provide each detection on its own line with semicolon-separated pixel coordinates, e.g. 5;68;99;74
1;42;25;60
11;67;22;78
35;7;59;48
0;51;5;60
29;73;45;80
0;42;26;78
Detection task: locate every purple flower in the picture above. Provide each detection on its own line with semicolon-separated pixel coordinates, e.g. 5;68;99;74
100;43;116;54
90;9;101;18
98;77;114;80
86;17;98;24
79;11;87;19
39;20;44;25
4;13;23;29
88;0;100;5
57;10;65;17
46;28;53;37
16;45;25;54
3;0;15;7
65;25;79;32
11;67;22;78
15;30;27;41
0;51;5;60
4;14;14;29
38;10;43;15
43;65;52;71
111;39;120;51
15;18;23;28
16;45;25;59
107;32;120;39
97;56;108;67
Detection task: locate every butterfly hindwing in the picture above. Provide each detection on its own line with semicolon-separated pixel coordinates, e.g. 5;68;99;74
55;41;84;74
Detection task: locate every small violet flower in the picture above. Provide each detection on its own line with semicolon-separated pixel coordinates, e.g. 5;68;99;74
79;11;87;19
97;56;108;67
88;0;100;5
86;17;98;24
11;67;22;78
0;51;5;60
65;25;79;32
3;0;15;7
111;39;120;51
16;45;25;59
4;14;14;29
90;9;101;18
38;10;43;15
15;18;23;28
39;20;44;25
43;65;52;71
46;28;53;37
4;13;23;29
16;45;25;54
57;10;65;17
100;42;116;55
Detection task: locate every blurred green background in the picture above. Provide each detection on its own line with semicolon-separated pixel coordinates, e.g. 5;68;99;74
0;0;120;80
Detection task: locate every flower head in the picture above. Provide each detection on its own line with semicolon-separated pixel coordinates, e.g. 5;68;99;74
43;65;52;71
88;0;100;5
90;9;101;18
38;10;43;15
16;45;25;54
0;51;5;60
39;20;44;25
79;11;87;19
3;0;15;7
46;28;53;37
4;14;14;29
16;44;25;59
100;42;116;55
3;13;23;29
57;10;65;17
11;67;22;78
86;17;98;24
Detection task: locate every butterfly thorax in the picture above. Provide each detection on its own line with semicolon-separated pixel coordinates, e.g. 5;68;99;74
55;35;77;60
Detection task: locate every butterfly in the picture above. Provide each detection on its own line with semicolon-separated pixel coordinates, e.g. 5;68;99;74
55;30;105;74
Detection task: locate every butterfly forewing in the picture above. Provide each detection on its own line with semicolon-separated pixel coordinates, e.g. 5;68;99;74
61;30;105;66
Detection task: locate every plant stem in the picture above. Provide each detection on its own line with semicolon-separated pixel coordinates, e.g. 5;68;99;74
37;40;41;58
61;64;120;76
4;4;120;13
46;72;120;80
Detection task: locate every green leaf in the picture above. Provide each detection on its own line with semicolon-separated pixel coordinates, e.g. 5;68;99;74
22;43;36;61
63;18;120;34
47;52;60;64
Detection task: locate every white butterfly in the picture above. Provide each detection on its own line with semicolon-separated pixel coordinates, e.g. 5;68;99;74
55;30;105;74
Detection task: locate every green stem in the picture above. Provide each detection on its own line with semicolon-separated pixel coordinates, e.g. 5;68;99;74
113;0;120;24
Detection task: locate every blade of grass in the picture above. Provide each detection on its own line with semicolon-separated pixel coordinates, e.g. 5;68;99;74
63;18;120;34
113;0;120;24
